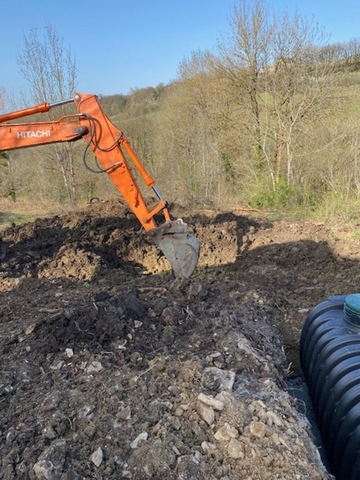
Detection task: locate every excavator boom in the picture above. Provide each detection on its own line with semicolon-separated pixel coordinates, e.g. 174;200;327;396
0;93;199;278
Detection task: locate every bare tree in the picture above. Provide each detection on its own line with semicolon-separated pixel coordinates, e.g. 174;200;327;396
17;24;79;204
17;24;77;103
264;13;335;188
152;50;233;207
215;0;335;201
0;88;4;112
216;0;273;170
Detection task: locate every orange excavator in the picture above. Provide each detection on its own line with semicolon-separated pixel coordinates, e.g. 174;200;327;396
0;92;199;278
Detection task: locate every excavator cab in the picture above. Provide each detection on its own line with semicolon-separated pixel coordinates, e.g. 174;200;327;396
0;92;200;278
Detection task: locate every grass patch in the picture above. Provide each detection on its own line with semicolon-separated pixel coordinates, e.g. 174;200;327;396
0;212;39;230
0;202;66;232
350;229;360;239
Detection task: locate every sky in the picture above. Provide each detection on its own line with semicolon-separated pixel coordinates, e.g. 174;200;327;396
1;0;360;99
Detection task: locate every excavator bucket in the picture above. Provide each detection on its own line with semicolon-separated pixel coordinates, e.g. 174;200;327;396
149;219;200;279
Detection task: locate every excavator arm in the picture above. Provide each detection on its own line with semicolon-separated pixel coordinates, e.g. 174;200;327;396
0;93;199;278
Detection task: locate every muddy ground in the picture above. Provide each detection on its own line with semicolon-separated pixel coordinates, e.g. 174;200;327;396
1;199;360;479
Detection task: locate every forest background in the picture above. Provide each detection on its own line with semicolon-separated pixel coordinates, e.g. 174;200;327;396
1;0;360;223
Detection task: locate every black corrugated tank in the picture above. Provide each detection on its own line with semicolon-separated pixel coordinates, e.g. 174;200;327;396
300;294;360;480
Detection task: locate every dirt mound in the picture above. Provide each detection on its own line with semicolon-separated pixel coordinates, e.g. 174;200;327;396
2;200;359;479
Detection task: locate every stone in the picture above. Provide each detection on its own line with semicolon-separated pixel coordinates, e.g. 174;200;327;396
214;423;239;442
197;392;224;411
198;403;215;425
228;438;244;459
202;367;235;392
130;432;148;449
33;440;67;479
90;447;104;467
249;421;267;439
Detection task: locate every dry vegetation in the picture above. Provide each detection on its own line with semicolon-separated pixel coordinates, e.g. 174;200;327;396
2;2;360;222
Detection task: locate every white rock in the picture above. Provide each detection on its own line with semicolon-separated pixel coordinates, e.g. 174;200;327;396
50;360;64;370
227;438;244;459
90;447;103;467
86;361;103;373
201;441;217;456
198;403;215;425
130;432;148;449
214;423;239;442
249;421;267;439
65;348;74;358
266;411;283;427
198;393;224;411
24;323;36;335
172;445;181;455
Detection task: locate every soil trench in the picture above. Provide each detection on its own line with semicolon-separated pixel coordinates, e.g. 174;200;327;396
2;199;359;479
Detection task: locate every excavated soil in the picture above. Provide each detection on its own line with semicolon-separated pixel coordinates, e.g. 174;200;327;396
1;199;360;479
